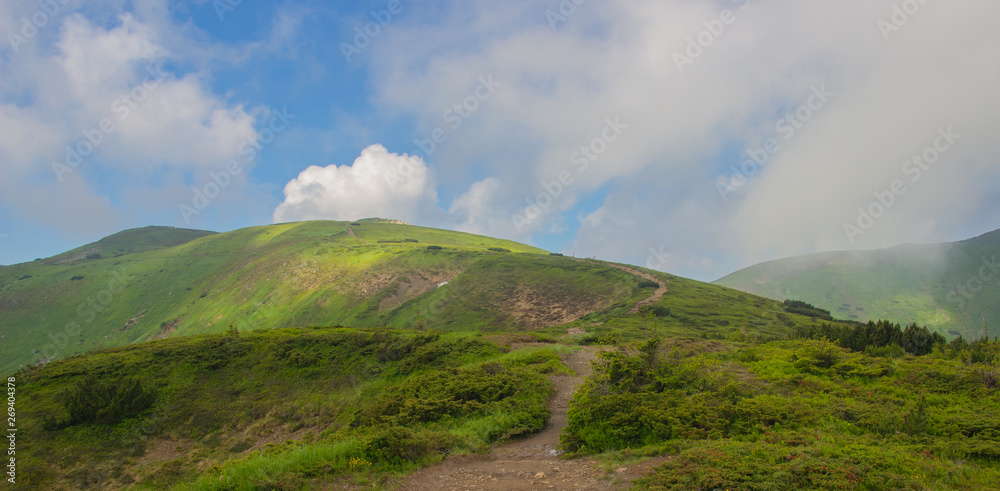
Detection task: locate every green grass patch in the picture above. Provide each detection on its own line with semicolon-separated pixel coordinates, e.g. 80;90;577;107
564;337;1000;489
13;327;564;489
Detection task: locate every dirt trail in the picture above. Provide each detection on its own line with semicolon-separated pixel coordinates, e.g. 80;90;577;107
400;348;663;490
590;262;668;314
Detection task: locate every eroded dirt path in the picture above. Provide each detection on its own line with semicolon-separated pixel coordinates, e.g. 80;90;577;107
597;262;668;314
400;348;663;490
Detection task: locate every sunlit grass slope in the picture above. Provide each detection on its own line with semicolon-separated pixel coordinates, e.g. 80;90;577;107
2;218;849;375
0;219;637;374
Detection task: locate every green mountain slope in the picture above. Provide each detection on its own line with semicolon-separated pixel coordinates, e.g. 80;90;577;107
715;229;1000;339
1;219;832;375
2;220;888;489
46;225;217;263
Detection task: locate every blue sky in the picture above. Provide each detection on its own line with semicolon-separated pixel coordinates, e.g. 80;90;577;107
1;0;999;281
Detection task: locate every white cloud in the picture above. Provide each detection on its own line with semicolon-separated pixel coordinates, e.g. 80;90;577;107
0;5;261;238
273;144;439;223
361;0;1000;280
449;177;504;235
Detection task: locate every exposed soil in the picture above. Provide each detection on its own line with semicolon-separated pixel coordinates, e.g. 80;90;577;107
379;274;457;312
151;318;178;340
398;348;667;490
501;287;606;330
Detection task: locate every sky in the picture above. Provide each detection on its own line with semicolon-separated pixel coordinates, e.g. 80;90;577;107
1;0;998;282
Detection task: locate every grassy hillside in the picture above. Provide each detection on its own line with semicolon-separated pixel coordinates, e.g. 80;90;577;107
11;327;564;489
1;219;837;375
0;220;976;490
567;336;1000;490
715;229;1000;339
0;219;573;373
11;320;998;489
45;226;218;264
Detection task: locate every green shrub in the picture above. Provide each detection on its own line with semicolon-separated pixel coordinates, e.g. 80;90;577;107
793;341;842;371
649;306;671;317
362;426;456;466
487;247;511;253
59;375;156;427
783;299;833;320
865;344;905;358
637;280;659;289
426;245;443;250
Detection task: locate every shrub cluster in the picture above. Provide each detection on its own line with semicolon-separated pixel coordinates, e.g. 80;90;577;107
48;375;155;428
783;299;833;320
794;319;946;355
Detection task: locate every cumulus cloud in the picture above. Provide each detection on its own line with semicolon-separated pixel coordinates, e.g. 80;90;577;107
273;144;439;223
0;4;261;237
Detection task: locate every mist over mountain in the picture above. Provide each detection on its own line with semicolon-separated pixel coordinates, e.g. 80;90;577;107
716;229;1000;339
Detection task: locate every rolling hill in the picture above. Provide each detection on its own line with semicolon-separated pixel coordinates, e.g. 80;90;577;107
1;219;822;375
715;229;1000;339
6;220;999;490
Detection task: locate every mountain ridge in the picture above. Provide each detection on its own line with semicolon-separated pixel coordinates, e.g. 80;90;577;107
715;228;1000;338
0;219;832;375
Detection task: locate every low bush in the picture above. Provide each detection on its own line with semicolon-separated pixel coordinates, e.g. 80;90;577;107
57;375;156;427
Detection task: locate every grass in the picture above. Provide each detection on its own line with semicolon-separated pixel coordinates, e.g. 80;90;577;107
562;337;1000;490
9;219;980;489
12;326;565;489
0;220;562;373
0;220;834;375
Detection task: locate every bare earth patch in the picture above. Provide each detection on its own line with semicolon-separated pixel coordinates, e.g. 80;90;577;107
501;287;607;330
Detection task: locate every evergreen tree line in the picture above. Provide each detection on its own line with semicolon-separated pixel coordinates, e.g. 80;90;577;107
793;319;947;356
